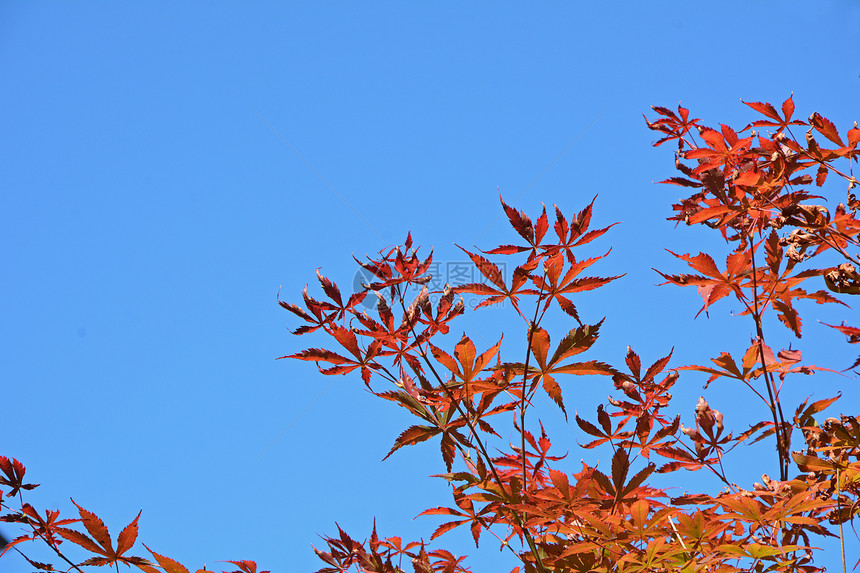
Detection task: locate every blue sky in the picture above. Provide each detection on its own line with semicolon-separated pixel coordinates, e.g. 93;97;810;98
2;2;859;572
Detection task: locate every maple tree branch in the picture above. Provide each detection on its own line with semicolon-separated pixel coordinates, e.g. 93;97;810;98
768;177;860;268
30;528;85;573
520;292;546;497
391;285;550;573
9;490;85;573
746;233;790;481
837;467;846;573
393;288;490;458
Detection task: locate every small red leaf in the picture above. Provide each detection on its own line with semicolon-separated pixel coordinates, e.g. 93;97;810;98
115;511;141;556
145;546;190;573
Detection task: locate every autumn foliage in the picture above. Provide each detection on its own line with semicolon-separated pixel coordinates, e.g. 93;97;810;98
3;97;859;573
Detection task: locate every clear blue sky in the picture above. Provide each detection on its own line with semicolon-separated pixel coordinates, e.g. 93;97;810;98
2;2;859;572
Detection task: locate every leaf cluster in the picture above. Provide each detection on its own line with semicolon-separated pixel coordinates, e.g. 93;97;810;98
3;97;860;573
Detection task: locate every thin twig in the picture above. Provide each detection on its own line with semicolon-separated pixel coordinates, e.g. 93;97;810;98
747;233;790;481
393;285;550;573
837;467;846;573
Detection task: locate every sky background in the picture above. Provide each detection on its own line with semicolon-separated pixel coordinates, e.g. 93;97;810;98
2;2;859;572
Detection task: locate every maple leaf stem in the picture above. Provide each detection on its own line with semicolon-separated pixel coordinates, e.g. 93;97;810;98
369;363;401;387
715;449;734;491
739;377;771;409
803;151;854;182
482;526;523;561
819;228;860;268
670;431;734;488
785;125;802;149
667;515;689;557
